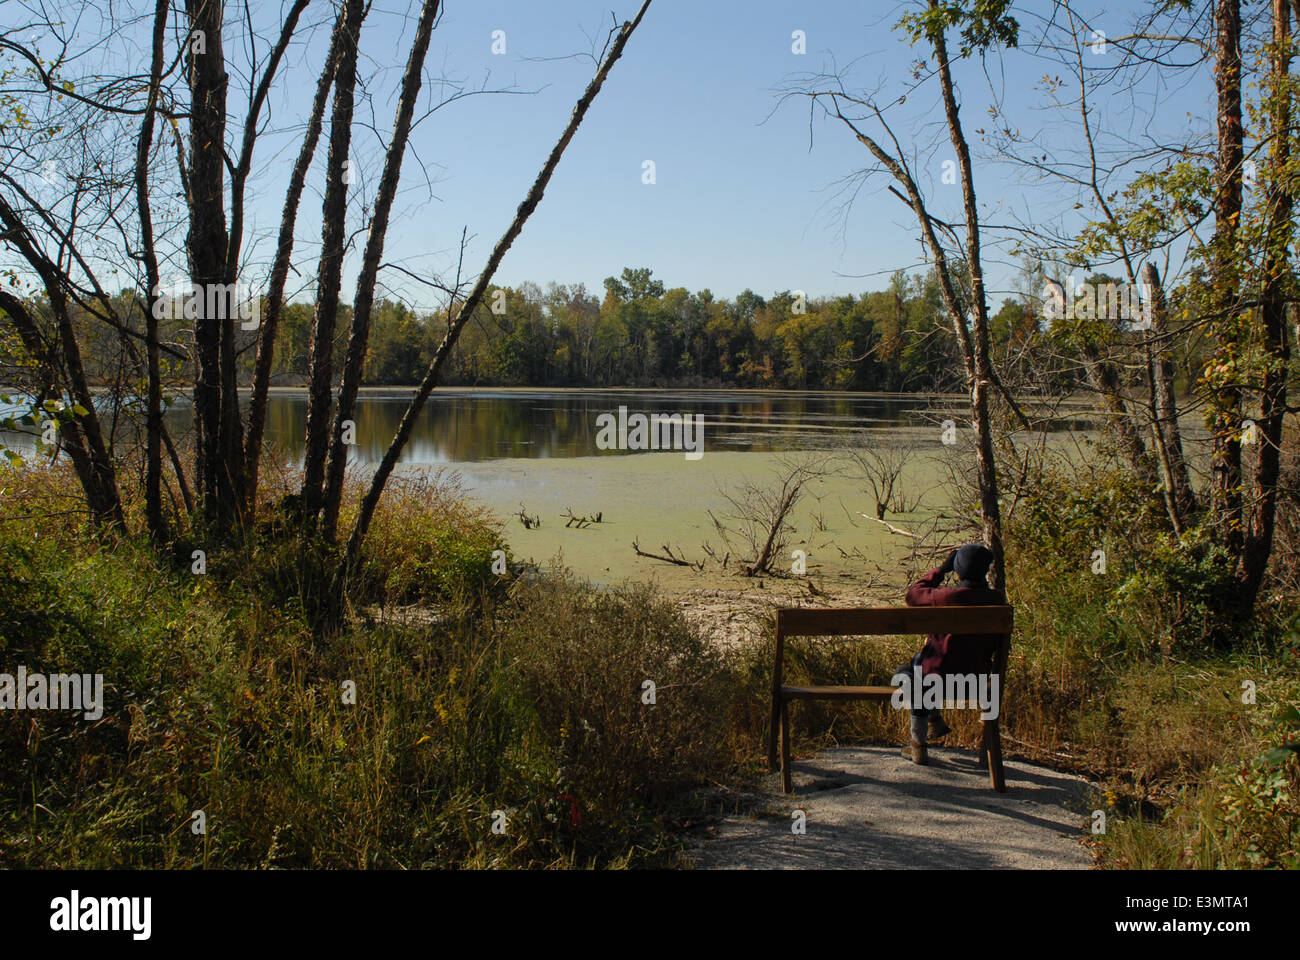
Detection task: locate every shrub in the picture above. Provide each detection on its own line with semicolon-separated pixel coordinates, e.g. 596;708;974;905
490;574;741;855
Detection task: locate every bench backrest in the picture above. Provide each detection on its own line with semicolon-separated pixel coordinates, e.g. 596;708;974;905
776;606;1013;638
772;605;1014;695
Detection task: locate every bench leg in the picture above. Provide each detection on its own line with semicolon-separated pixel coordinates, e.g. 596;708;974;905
780;700;792;794
983;718;1006;793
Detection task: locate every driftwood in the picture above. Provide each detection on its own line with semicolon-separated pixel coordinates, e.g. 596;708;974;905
701;542;730;569
562;508;603;528
710;456;827;577
516;504;541;529
632;539;704;571
857;511;923;539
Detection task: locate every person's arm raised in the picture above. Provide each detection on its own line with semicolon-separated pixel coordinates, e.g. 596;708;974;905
905;561;952;606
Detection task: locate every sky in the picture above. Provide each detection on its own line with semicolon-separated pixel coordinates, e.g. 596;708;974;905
27;0;1219;310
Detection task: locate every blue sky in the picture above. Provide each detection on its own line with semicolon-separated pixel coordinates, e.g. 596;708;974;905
202;1;1212;309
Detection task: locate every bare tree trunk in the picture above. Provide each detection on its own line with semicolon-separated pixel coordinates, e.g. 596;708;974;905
1210;0;1245;559
224;0;310;283
208;0;310;511
328;1;654;623
244;0;351;510
185;0;233;527
930;17;1007;592
162;425;195;516
0;292;98;516
1066;44;1166;499
135;0;170;542
1242;0;1292;605
827;2;1018;590
829;115;1000;576
47;305;123;528
1142;261;1196;519
1076;343;1156;482
300;0;366;526
320;0;442;541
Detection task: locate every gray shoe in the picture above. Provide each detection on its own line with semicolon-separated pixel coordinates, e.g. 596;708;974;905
928;715;952;741
905;714;929;764
901;740;928;764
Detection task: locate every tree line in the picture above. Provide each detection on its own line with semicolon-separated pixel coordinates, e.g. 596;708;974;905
5;261;1189;397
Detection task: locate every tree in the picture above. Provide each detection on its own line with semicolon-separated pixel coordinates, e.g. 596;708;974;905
330;2;655;628
796;0;1026;590
1241;0;1293;605
1209;0;1247;561
318;0;442;542
300;0;367;530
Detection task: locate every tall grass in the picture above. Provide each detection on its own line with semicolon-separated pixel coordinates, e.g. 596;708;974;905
0;464;741;868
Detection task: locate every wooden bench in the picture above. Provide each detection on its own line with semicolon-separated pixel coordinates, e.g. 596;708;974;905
768;605;1013;794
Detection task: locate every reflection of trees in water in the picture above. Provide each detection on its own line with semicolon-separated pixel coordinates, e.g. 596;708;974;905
157;392;928;465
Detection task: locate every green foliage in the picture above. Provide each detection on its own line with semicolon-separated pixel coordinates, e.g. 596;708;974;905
1005;454;1258;653
4;265;1076;394
1110;528;1245;650
367;522;502;606
1262;704;1300;766
0;473;740;868
1099;664;1300;870
897;1;1019;58
354;474;506;606
491;576;740;851
436;267;994;391
1004;452;1299;868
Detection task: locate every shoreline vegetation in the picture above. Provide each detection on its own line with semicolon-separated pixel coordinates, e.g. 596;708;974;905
3;430;1297;868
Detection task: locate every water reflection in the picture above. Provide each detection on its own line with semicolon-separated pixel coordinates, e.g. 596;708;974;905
238;389;931;464
2;389;1096;465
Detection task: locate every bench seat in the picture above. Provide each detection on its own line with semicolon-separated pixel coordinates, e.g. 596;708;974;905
779;684;897;700
769;604;1013;794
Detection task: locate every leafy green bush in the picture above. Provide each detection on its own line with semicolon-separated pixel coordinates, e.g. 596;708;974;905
1007;457;1261;657
230;468;507;614
341;471;506;607
1109;527;1247;650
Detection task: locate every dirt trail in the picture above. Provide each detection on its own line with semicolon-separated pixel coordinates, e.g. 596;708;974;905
692;745;1095;869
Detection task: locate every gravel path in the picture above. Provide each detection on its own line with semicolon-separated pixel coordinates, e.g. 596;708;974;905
692;745;1096;869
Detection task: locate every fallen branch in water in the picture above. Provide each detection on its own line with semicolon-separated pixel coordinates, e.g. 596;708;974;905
632;539;703;570
701;542;730;569
857;511;923;539
562;507;603;528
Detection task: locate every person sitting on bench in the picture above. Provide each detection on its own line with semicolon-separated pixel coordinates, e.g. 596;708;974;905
895;542;1004;764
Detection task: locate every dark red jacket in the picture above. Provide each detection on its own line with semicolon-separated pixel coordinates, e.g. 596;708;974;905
904;567;1006;676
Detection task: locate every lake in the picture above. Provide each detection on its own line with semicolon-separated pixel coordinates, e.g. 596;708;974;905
240;387;964;464
1;388;1099;592
2;387;1095;462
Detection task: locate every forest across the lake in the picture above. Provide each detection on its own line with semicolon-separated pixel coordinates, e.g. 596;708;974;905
20;263;1169;394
